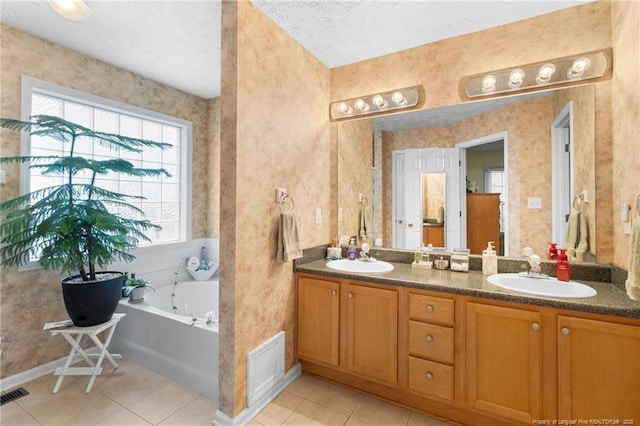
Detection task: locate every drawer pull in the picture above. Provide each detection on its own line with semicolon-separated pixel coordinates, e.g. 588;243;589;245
561;327;570;335
426;305;434;313
531;322;540;331
348;292;353;299
331;290;337;296
426;372;434;380
426;335;434;343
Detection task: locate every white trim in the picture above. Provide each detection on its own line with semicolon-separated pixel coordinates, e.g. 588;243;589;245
551;101;574;246
17;76;193;270
212;363;302;426
456;131;509;256
0;346;98;392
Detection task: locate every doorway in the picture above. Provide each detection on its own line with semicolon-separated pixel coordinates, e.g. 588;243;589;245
551;102;573;247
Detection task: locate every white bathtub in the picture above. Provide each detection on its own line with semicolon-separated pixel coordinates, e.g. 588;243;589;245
112;280;219;400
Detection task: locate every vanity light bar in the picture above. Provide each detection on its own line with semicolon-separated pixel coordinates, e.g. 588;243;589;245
461;49;612;100
330;86;421;120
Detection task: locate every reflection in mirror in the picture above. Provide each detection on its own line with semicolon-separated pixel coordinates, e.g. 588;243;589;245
358;85;598;260
422;173;445;248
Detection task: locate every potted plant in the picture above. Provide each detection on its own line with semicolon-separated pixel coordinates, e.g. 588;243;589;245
0;115;170;326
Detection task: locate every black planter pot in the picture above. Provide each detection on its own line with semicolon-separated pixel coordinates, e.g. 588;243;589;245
61;271;124;327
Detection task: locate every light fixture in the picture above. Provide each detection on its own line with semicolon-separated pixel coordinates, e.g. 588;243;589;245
330;86;421;120
461;49;612;100
535;63;556;84
49;0;91;21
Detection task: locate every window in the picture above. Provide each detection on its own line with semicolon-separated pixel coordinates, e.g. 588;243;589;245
21;77;192;255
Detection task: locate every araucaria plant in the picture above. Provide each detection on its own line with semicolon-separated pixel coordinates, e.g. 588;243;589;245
0;115;171;281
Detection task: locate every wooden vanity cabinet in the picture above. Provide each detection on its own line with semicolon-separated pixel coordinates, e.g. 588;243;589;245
466;302;543;423
557;315;640;420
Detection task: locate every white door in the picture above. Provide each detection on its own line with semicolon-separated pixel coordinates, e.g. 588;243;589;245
552;103;573;247
392;149;422;249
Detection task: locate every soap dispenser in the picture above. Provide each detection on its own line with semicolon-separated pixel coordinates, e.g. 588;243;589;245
556;249;570;282
548;242;558;260
347;238;358;260
482;241;498;275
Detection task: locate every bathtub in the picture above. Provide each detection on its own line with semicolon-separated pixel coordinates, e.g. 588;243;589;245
112;279;218;400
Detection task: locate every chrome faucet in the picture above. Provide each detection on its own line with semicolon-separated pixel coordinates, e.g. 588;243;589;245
522;247;548;278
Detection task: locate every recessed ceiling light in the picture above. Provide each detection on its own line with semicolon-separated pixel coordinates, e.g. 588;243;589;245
49;0;91;21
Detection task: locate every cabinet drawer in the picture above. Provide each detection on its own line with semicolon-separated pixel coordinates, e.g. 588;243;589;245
409;294;454;325
408;356;453;402
409;321;454;364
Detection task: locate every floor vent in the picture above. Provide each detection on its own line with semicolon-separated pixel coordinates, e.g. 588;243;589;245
1;387;29;405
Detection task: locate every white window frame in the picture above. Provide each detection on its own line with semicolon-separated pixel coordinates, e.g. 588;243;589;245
19;76;193;270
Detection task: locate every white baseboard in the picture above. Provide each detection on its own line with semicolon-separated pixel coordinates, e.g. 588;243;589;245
212;362;301;426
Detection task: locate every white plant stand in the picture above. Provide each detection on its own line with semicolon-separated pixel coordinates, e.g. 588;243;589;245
44;313;125;394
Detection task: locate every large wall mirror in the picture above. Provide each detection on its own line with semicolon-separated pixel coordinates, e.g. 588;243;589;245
337;83;599;262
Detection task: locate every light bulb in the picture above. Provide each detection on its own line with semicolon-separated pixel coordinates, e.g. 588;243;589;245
372;95;387;108
536;63;556;84
567;57;591;79
508;68;525;89
391;91;406;105
481;75;496;93
354;98;370;112
49;0;91;21
338;102;352;114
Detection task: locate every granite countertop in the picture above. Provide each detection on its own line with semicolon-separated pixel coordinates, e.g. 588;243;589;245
295;258;640;320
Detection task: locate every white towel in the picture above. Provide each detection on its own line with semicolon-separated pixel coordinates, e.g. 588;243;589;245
625;217;640;301
277;212;302;262
359;206;371;238
565;211;588;258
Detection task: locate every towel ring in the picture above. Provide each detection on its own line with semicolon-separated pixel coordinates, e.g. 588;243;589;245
573;195;582;211
279;194;295;213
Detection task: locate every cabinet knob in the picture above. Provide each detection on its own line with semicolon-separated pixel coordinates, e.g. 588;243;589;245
531;322;540;331
426;372;433;380
331;290;337;297
561;327;570;335
348;292;353;299
408;223;414;228
426;305;434;313
426;335;434;343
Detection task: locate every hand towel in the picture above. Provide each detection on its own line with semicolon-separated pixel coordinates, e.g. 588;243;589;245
625;217;640;301
565;211;588;257
277;212;302;262
359;206;371;238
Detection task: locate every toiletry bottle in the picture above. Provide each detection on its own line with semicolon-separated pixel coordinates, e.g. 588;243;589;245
548;242;558;260
482;241;498;275
556;248;570;282
347;238;358;260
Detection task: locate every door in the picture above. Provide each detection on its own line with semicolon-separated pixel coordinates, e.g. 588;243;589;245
558;316;640;420
467;303;542;423
296;276;340;367
392;149;421;249
552;102;573;246
345;283;398;384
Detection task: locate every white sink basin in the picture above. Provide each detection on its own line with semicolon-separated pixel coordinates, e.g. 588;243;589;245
487;273;597;298
326;259;394;273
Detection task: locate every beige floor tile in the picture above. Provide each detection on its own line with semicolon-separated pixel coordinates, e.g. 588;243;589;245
76;358;150;392
284;374;323;398
351;395;410;426
253;390;304;426
101;368;169;407
41;392;123;425
158;395;217;426
0;401;40;425
96;408;153;425
407;411;456;426
17;378;94;422
306;381;362;416
127;380;199;425
344;417;371;426
283;399;348;426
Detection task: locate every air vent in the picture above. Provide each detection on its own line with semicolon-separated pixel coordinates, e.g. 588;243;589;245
1;387;29;405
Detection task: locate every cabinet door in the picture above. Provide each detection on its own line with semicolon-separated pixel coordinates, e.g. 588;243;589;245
345;283;398;384
466;303;542;423
558;316;640;420
297;276;340;367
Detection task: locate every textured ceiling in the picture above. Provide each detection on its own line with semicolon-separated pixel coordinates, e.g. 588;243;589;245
0;0;592;129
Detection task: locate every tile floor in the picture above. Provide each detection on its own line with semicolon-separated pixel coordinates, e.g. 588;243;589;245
1;359;457;425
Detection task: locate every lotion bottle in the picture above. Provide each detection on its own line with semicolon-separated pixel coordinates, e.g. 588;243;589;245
347;238;358;260
482;241;498;275
556;248;570;282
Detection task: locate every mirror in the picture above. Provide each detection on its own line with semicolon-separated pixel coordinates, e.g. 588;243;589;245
338;84;598;261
